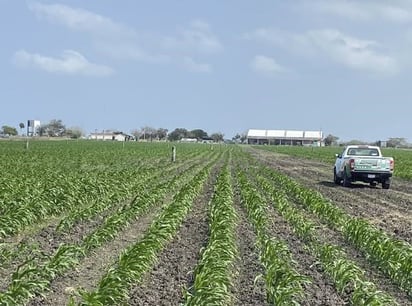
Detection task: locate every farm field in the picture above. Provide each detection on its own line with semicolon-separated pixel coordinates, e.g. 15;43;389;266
0;141;411;305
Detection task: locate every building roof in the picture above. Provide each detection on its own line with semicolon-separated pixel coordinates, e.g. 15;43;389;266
247;129;323;139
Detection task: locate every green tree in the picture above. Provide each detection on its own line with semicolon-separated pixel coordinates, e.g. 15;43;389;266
156;128;168;140
168;128;189;141
39;119;66;137
387;137;407;148
19;122;25;136
141;126;157;141
232;133;241;142
1;125;18;136
324;134;339;146
210;132;224;142
66;127;84;139
190;129;208;140
131;129;142;140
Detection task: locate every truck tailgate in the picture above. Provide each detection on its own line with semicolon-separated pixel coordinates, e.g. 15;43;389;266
353;158;391;172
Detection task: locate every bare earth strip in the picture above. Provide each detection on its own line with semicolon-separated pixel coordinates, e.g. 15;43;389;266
28;200;165;306
232;191;268;306
306;217;412;305
248;148;412;244
127;165;219;305
262;203;347;305
0;197;131;293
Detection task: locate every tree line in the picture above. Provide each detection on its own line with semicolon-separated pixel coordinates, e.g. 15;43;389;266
323;134;410;148
131;126;225;142
0;120;226;142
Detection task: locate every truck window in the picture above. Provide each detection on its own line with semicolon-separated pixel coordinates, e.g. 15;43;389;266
368;149;379;156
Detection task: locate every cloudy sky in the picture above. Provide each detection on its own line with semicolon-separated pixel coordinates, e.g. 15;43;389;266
1;1;412;141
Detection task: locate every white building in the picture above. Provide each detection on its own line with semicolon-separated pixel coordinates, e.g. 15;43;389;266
247;129;323;146
89;131;133;141
27;120;41;136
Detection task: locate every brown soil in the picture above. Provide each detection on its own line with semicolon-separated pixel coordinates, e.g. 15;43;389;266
232;191;268;306
29;200;165;306
127;163;219;305
127;198;209;305
247;148;412;244
246;147;412;304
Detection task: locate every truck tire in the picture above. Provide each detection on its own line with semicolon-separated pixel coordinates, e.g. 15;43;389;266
342;169;351;187
382;178;390;189
370;182;377;187
333;168;340;185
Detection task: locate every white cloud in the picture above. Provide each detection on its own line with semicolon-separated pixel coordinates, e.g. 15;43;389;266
304;1;412;23
95;42;170;63
251;55;287;75
307;29;398;75
183;57;211;73
245;28;398;75
27;4;222;72
28;2;135;37
13;50;113;76
162;20;223;54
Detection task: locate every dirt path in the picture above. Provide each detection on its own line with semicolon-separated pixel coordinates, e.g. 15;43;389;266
232;191;268;305
263;202;347;305
127;164;219;305
247;148;412;244
29;199;165;306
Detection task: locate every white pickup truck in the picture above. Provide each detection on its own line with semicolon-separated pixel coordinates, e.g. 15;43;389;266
334;145;394;189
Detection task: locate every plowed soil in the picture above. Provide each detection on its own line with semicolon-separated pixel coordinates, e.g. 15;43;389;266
247;148;412;244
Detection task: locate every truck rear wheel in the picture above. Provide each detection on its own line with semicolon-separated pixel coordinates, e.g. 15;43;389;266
333;168;340;185
342;170;351;187
382;178;390;189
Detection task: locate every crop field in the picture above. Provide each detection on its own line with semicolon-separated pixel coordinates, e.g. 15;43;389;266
0;141;411;305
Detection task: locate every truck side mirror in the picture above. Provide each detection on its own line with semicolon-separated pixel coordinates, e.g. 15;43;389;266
335;153;341;158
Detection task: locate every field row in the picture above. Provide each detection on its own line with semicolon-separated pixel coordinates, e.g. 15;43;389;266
0;141;410;305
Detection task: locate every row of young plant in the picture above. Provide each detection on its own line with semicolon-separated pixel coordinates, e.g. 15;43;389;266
56;150;211;232
235;168;310;305
0;150;211;269
0;161;174;267
0;147;208;268
0;153;221;305
253;170;396;305
0;159;164;239
184;155;238;305
258;163;412;297
0;140;200;236
72;162;215;305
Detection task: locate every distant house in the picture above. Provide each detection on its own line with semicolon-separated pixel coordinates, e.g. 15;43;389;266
180;138;198;143
201;137;214;144
89;131;133;141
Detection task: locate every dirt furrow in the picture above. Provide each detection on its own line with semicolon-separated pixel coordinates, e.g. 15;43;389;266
29;200;165;306
232;191;268;306
127;164;218;305
264;196;411;305
264;209;348;305
248;148;412;243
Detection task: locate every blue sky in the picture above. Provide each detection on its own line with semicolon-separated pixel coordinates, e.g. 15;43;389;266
1;1;411;141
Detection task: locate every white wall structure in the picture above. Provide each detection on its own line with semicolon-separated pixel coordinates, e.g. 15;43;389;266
27;120;41;136
247;129;323;146
89;131;133;141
